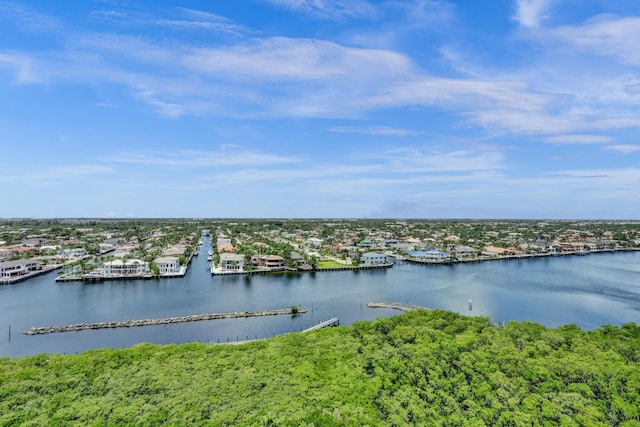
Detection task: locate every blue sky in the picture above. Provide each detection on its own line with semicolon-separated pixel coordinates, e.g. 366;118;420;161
1;0;639;219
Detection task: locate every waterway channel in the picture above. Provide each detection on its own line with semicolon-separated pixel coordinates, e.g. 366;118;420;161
1;236;639;358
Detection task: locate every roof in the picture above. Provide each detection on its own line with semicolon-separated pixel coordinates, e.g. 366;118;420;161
0;259;40;268
220;253;244;261
154;256;179;264
362;252;386;257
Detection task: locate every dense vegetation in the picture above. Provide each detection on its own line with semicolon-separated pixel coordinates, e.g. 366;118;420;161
2;310;640;426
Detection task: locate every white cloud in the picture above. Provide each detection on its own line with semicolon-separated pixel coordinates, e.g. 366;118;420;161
0;164;113;186
182;37;414;81
0;1;63;33
553;15;640;66
263;0;377;20
327;126;417;136
135;90;184;118
544;135;611;144
3;4;640;137
604;145;640;154
105;149;301;168
514;0;553;28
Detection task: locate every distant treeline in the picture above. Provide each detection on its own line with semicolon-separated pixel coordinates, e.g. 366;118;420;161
1;309;639;426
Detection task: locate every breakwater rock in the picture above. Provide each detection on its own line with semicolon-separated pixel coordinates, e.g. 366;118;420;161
23;307;307;335
367;302;425;311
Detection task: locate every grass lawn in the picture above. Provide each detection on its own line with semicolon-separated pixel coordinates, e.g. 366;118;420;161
316;259;351;268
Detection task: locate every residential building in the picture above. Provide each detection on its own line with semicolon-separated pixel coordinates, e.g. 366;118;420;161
0;259;41;278
408;249;450;261
154;256;181;274
219;253;244;271
454;245;478;258
360;252;389;265
252;255;285;269
58;248;87;258
358;239;375;249
104;259;148;276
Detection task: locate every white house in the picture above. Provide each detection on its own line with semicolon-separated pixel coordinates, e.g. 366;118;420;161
154;256;181;274
0;259;41;278
104;259;148;276
408;249;450;261
360;252;389;265
58;248;87;258
219;253;244;271
307;237;323;246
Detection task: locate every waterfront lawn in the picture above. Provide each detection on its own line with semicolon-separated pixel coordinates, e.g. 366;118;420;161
1;309;640;426
316;259;350;268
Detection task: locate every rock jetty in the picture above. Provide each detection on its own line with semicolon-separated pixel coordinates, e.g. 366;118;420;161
367;302;425;311
23;307;306;335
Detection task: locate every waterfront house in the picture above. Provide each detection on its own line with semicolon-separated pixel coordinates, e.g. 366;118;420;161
454;245;478;258
360;252;389;265
154;256;181;274
104;259;148;276
358;239;375;249
219;253;245;271
58;248;87;258
408;249;450;261
383;239;399;247
0;259;41;278
252;255;285;269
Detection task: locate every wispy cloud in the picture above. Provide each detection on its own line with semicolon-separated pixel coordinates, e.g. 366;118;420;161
2;2;640;145
514;0;553;28
553;15;640;66
604;144;640;154
327;126;418;136
263;0;377;20
90;7;252;36
105;149;301;168
0;1;63;33
0;164;113;186
544;135;612;144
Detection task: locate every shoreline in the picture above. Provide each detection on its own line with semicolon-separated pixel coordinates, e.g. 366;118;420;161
403;247;640;265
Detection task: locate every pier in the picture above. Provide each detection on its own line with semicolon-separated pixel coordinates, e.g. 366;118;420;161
302;317;340;332
23;307;307;335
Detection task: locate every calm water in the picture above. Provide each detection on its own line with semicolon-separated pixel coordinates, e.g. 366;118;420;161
1;238;639;358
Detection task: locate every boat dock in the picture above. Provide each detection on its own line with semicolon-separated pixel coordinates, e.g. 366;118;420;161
302;317;340;332
0;266;60;285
